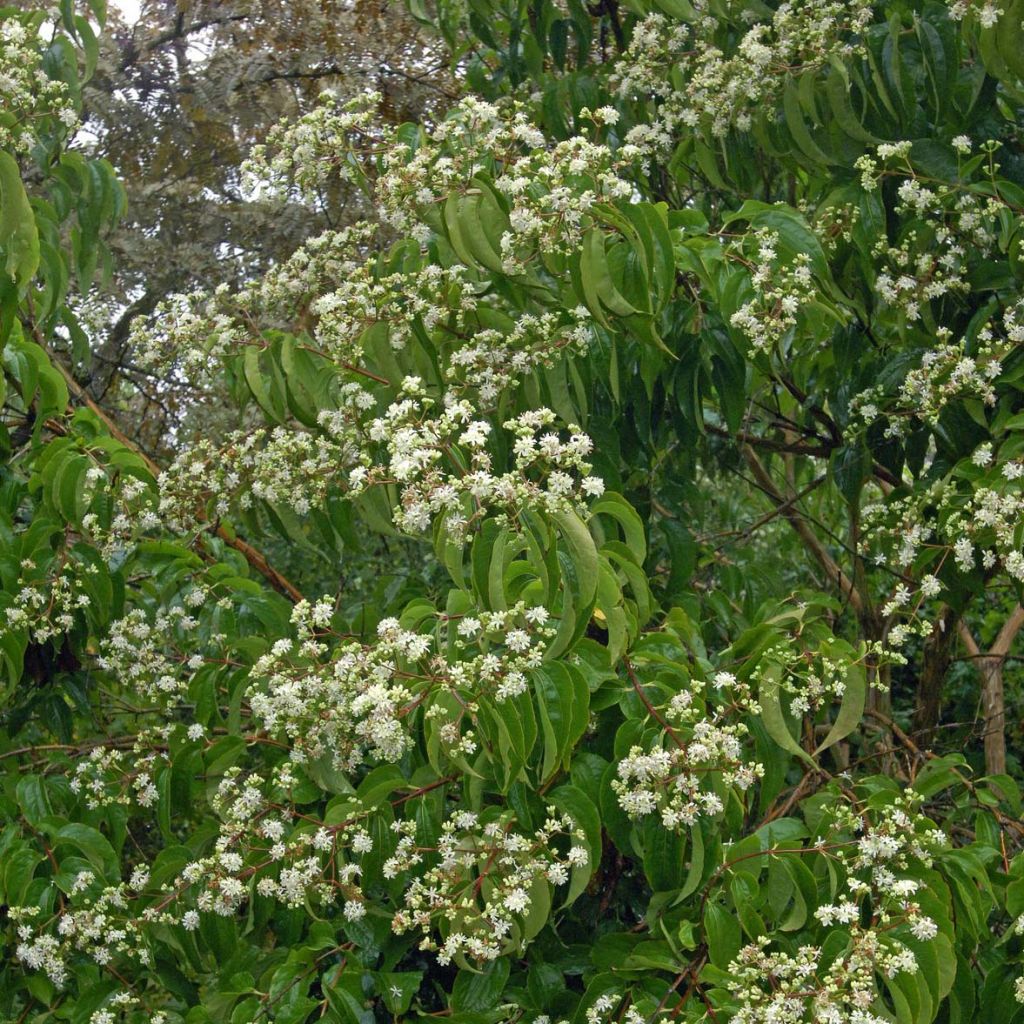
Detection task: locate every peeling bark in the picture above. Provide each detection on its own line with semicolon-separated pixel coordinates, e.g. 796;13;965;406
958;605;1024;776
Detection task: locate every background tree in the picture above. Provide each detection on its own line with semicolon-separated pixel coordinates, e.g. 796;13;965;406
71;0;457;454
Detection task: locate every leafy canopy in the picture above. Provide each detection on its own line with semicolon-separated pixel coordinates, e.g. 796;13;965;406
3;3;1024;1024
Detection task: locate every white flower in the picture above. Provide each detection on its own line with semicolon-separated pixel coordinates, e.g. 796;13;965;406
567;846;588;866
504;887;530;913
505;629;531;652
344;900;366;921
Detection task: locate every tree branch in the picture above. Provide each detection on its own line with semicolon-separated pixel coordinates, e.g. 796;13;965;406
706;423;833;458
119;14;251;71
741;445;863;616
992;603;1024;657
957;618;981;658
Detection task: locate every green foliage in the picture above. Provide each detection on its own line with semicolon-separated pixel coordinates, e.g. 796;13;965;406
3;2;1024;1024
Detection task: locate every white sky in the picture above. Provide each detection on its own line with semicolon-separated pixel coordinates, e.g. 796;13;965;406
109;0;142;22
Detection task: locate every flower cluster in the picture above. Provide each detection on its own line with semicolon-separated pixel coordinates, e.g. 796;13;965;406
726;799;947;1024
948;0;1010;29
0;447;156;645
585;996;646;1024
250;596;557;770
158;421;359;526
129;287;248;384
390;809;586;965
133;95;625;405
123;97;624;610
862;452;1024;643
155;376;607;545
494;991;650;1024
613;671;764;830
14;759;585;995
12;761;381;990
727;232;817;355
0;15;78;153
69;743;168;811
131;225;378;384
446;305;593;402
729;934;910;1024
242;90;380;201
1;554;97;647
375;96;634;271
97;607;218;701
354;381;602;538
250;613;421;769
852;300;1020;432
615;1;872;154
855;143;1003;324
135;231;594;407
760;638;885;718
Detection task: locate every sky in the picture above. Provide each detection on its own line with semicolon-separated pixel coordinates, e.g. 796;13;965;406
109;0;142;22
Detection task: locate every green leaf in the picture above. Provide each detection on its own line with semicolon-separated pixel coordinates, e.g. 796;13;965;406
0;152;40;290
532;663;589;783
550;783;601;905
580;227;638;319
378;971;423;1015
758;663;815;766
831;444;869;505
54;824;118;881
552;509;599;612
825;57;881;144
242;344;286;422
722;200;830;282
704;901;741;968
16;775;53;826
783;76;835;165
356;765;408;808
451;958;510;1012
592;492;646;564
814;658;867;754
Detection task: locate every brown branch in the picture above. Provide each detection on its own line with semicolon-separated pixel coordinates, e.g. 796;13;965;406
711;473;827;550
119;14;251;71
623;655;687;751
957;604;1024;775
706;422;833;458
991;603;1024;657
957;618;981;658
741;445;863;615
777;375;841;445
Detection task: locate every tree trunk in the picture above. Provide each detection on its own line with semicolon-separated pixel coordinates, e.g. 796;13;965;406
915;608;955;748
978;656;1007;776
958;605;1024;777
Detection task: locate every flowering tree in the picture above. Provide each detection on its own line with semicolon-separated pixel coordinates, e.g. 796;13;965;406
3;3;1024;1024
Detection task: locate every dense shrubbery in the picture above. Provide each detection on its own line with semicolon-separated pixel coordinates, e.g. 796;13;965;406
3;2;1024;1024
